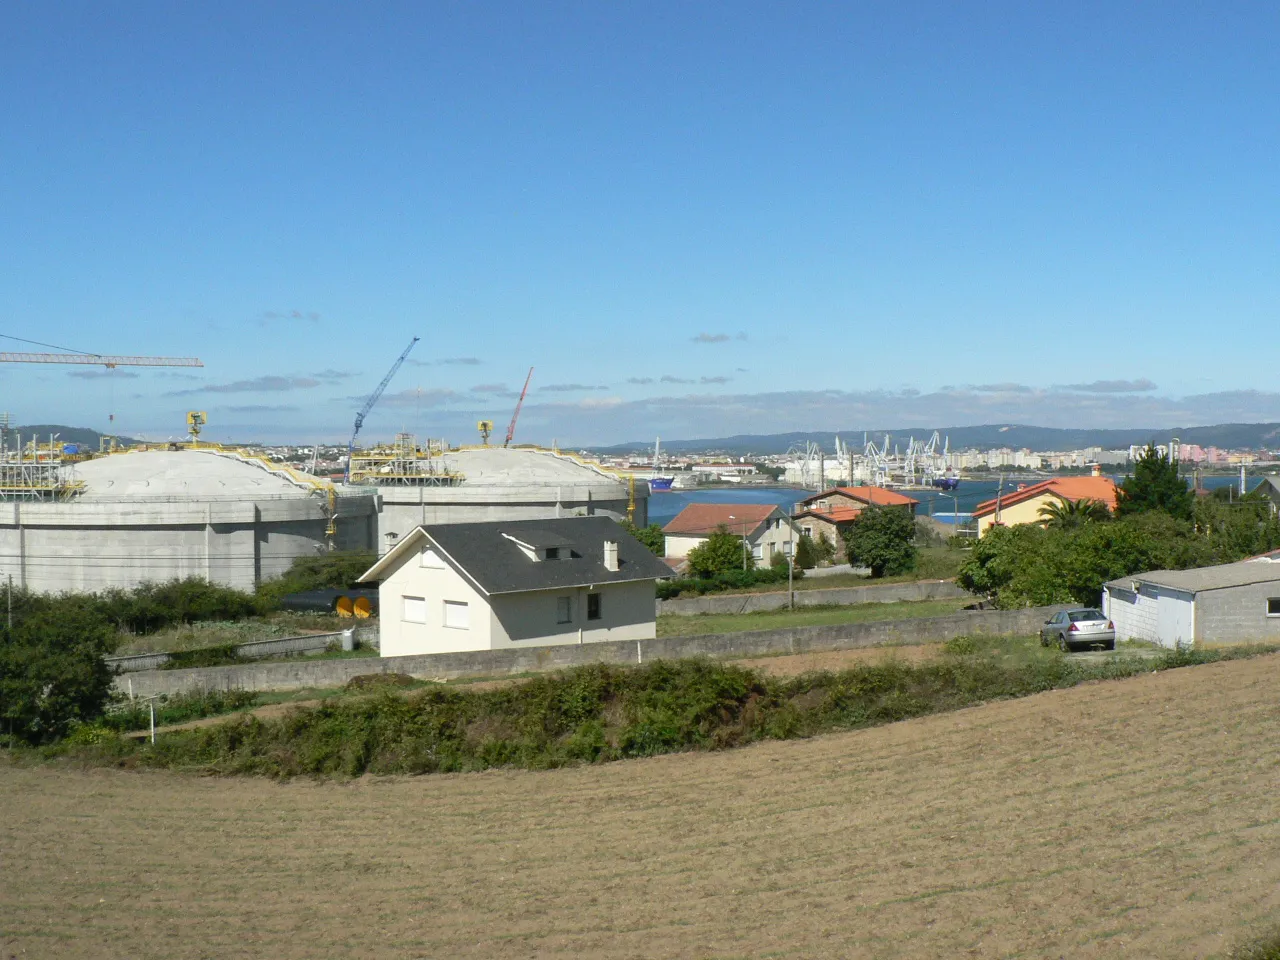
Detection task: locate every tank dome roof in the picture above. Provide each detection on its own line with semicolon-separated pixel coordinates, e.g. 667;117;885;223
68;450;321;501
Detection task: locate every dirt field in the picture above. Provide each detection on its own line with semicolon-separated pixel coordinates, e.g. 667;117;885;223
4;655;1280;959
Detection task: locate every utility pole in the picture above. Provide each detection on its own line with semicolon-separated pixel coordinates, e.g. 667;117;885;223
787;514;795;610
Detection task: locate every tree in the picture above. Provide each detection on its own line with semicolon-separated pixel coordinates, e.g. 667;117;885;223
1115;445;1194;520
619;520;665;556
0;598;119;745
1038;497;1112;530
843;506;917;578
793;533;819;570
686;526;753;578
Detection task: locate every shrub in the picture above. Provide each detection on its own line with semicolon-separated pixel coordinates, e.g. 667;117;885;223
101;689;258;732
104;641;1267;778
0;602;118;745
256;551;377;605
687;526;754;578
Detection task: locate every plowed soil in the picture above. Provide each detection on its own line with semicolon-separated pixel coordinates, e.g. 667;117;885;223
4;654;1280;959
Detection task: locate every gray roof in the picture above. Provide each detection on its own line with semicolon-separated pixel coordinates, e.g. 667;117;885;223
361;516;672;594
1106;560;1280;595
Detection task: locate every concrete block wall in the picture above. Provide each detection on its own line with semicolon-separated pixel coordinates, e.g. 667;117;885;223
113;605;1067;698
656;579;971;616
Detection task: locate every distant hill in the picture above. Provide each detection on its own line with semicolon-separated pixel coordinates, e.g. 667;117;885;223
591;423;1280;456
4;424;140;449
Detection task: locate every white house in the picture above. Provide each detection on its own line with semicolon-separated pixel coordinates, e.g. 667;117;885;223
356;516;673;657
1103;560;1280;649
661;503;799;563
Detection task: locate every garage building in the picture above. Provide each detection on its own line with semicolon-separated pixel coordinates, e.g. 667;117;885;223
1102;560;1280;648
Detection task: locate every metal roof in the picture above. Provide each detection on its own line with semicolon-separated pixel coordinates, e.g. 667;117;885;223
359;516;672;594
1106;561;1280;595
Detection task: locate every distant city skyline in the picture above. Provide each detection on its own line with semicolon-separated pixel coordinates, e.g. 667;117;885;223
3;3;1279;445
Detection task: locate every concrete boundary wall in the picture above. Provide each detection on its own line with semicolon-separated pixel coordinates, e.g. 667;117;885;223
113;606;1066;699
657;579;970;616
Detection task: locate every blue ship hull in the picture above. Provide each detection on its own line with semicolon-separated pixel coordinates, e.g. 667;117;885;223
648;477;675;491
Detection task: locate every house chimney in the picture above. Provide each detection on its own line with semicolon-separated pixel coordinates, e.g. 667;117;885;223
603;540;619;572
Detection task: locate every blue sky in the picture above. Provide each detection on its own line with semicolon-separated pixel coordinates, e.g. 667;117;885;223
2;2;1278;446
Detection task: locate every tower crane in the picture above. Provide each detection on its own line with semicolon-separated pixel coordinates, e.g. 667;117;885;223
504;367;533;448
345;337;419;482
0;333;204;428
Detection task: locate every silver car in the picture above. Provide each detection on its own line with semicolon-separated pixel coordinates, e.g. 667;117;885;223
1040;608;1115;651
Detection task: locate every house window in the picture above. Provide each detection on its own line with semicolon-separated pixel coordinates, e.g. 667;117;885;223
1268;598;1280;618
403;596;427;624
420;549;445;569
752;543;763;561
556;596;573;624
587;593;602;621
443;600;470;629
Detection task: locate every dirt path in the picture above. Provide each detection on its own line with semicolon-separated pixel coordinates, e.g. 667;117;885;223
6;654;1280;958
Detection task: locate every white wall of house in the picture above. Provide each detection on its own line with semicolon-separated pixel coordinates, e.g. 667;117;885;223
490;580;656;646
664;516;799;562
377;545;493;656
664;533;707;559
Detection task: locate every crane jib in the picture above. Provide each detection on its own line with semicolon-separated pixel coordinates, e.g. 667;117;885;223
346;336;420;481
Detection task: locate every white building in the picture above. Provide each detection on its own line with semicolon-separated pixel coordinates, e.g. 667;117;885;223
661;503;800;564
1103;560;1280;648
357;516;672;657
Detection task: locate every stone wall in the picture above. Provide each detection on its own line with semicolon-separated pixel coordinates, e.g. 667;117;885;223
114;605;1066;698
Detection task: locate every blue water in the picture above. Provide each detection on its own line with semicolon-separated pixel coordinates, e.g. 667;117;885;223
646;474;1273;527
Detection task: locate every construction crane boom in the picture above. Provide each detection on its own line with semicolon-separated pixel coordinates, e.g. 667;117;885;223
0;353;202;367
504;367;534;448
346;337;419;482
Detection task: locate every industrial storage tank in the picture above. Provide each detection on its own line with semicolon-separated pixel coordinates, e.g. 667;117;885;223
0;448;378;594
353;441;648;550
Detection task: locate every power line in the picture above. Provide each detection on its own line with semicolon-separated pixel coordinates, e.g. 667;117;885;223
0;333;100;356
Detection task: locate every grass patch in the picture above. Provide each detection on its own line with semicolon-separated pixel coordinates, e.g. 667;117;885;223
713;547;968;594
656;598;972;637
115;611;357;656
1233;926;1280;960
47;638;1280;779
100;689;259;732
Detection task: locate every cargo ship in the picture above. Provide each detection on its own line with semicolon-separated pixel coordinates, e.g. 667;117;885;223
647;437;674;491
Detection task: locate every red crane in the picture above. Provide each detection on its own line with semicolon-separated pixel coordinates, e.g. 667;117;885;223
504;367;534;448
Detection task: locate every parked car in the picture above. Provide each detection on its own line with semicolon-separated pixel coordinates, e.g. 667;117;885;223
1040;608;1115;651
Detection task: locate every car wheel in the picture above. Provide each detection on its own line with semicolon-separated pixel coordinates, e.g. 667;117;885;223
1058;633;1070;653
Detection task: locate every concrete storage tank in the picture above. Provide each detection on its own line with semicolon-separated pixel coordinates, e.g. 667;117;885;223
0;448;378;594
354;442;648;549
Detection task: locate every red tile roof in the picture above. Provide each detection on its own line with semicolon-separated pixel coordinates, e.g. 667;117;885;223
662;503;781;537
972;476;1118;518
799;486;919;508
795;506;863;524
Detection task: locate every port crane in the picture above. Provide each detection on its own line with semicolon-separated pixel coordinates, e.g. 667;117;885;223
504;367;533;448
345;337;419;482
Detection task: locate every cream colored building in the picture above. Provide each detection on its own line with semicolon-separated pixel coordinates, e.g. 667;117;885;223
357;516;672;657
971;476;1118;536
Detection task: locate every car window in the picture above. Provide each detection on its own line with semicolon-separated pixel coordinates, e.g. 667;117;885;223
1069;609;1104;622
